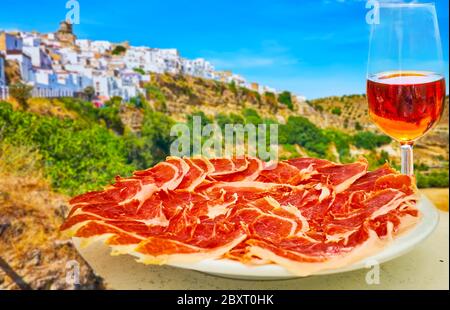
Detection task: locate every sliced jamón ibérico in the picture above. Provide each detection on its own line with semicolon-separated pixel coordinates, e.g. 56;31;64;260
62;156;420;276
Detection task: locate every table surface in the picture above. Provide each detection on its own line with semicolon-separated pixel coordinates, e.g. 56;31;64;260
76;209;449;290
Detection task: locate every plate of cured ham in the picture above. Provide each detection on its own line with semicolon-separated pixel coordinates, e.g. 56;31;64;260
63;156;439;280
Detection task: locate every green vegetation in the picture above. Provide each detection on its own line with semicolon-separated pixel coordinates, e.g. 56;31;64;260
0;101;133;195
144;84;167;112
98;97;125;134
277;91;294;110
279;116;329;157
133;67;146;75
331;107;342;116
112;45;127;55
83;86;96;101
216;113;245;130
353;131;391;150
354;121;363;131
323;129;352;162
416;170;449;188
242;108;263;126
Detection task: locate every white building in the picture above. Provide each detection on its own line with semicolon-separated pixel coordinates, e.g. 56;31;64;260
31;68;81;97
182;58;215;79
34;68;58;87
0;55;5;86
59;47;79;64
90;41;112;54
75;39;91;52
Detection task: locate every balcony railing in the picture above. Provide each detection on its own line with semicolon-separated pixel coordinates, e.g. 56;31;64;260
0;86;75;100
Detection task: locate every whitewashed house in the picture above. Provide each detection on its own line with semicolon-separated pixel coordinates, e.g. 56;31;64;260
59;47;79;64
22;35;53;69
0;54;6;86
182;58;215;79
92;73;121;98
90;41;112;54
22;45;53;69
76;39;91;52
64;63;94;79
124;47;147;71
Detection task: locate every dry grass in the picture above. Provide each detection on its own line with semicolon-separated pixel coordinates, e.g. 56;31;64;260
2;98;76;120
0;143;104;290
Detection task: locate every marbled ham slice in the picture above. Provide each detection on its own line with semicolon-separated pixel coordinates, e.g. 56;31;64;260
177;158;207;191
62;156;419;276
209;157;261;182
304;159;369;193
256;162;303;184
208;157;249;176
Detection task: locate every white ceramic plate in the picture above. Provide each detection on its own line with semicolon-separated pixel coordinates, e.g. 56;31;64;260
167;195;439;280
74;195;439;280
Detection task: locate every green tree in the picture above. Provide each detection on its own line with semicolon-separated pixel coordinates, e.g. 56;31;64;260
354;121;363;131
112;45;127;55
98;97;125;134
83;86;96;101
9;82;33;110
141;110;176;162
353;131;392;150
279;116;330;156
277;91;293;110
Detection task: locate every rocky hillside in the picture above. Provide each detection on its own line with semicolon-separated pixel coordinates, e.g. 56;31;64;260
0;143;104;290
144;72;310;123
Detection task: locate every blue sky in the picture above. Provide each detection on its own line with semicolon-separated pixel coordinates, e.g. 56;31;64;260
0;0;448;98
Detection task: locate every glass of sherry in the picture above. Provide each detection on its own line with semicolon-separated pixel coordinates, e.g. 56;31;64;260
367;3;446;176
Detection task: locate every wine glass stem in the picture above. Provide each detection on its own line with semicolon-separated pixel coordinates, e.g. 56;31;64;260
400;143;414;176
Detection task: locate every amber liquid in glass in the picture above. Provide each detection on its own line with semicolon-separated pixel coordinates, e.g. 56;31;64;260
367;71;446;143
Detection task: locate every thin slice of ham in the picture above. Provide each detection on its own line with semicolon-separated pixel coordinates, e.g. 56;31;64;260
62;156;419;276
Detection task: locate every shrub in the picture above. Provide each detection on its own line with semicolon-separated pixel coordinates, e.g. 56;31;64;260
353;131;391;150
242;108;263;126
99;98;125;134
112;45;127;55
133;67;146;75
331;107;342;116
145;84;166;104
277;91;293;110
216;113;245;130
279;116;329;156
324;129;352;162
416;170;449;188
141;109;175;163
354;122;363;131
